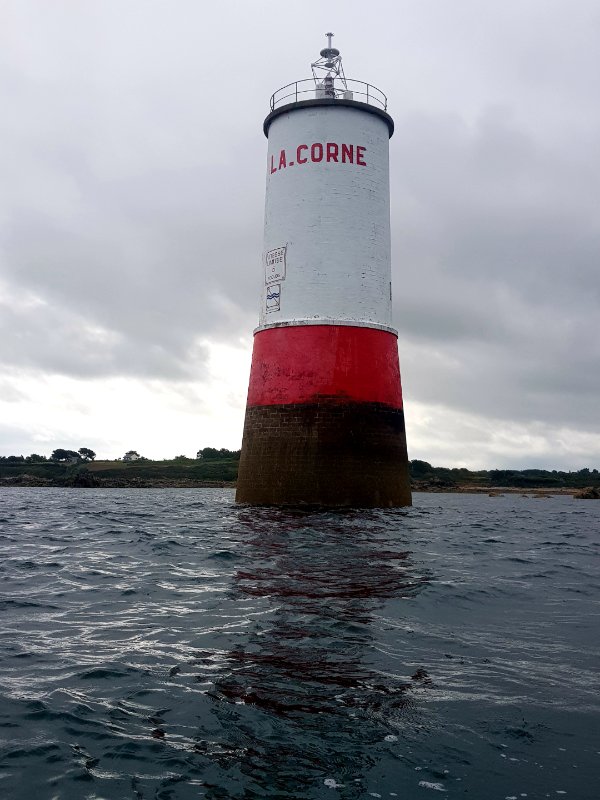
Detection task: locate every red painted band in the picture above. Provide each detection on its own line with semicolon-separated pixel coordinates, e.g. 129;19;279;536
246;325;403;408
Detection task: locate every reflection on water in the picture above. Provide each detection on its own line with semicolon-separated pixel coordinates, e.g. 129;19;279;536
201;508;430;798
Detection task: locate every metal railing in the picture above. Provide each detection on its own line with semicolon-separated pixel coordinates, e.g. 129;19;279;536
269;77;388;112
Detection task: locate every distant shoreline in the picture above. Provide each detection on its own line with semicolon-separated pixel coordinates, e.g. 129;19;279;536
0;476;585;496
0;476;237;489
1;458;598;497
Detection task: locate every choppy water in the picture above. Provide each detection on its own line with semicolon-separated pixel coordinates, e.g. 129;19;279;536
0;489;598;800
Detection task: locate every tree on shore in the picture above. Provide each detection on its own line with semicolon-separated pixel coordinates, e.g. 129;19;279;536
51;448;80;462
197;447;241;460
78;448;96;461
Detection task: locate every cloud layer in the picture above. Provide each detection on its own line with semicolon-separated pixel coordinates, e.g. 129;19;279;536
1;0;599;466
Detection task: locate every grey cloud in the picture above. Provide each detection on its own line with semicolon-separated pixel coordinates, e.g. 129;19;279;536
0;292;204;380
391;109;600;432
1;7;265;382
1;151;260;378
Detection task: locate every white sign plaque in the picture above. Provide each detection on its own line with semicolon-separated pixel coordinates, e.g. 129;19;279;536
265;283;281;313
265;246;286;284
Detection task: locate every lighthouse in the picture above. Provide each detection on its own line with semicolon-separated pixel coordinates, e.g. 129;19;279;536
236;34;411;507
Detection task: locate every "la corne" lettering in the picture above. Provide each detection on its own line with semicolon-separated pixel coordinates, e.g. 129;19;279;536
269;143;367;174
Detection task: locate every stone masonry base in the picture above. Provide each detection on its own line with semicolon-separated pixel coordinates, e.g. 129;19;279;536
236;400;412;508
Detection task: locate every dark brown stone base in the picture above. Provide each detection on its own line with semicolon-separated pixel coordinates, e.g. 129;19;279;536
236;401;412;508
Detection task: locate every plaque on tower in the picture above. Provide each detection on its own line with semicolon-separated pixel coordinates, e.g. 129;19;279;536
265;246;286;284
265;283;281;313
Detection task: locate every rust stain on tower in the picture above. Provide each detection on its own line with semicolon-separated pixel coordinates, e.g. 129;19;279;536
236;34;411;507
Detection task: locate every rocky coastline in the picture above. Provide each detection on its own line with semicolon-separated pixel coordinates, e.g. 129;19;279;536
2;473;596;496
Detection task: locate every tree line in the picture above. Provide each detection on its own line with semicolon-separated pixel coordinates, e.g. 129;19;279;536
0;447;241;463
0;448;96;463
409;460;600;488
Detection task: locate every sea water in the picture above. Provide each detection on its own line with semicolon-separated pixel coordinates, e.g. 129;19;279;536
0;488;598;799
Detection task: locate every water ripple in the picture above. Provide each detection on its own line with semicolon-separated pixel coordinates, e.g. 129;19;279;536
0;488;598;798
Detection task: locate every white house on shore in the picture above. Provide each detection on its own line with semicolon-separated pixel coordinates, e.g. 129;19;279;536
122;451;142;462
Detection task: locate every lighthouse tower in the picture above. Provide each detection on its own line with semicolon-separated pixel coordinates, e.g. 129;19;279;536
236;35;411;507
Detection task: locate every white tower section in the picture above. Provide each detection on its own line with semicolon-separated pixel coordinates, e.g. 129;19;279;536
258;106;394;333
257;34;395;335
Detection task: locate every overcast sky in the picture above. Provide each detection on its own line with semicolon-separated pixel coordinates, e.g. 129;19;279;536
1;0;599;468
